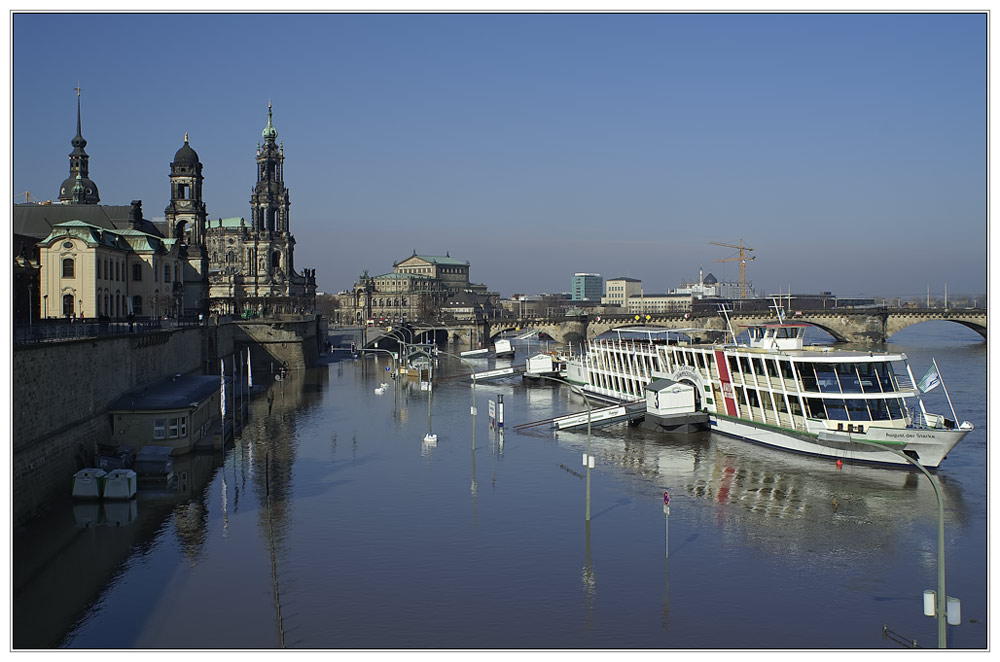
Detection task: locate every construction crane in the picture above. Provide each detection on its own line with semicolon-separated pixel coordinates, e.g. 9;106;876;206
710;239;755;299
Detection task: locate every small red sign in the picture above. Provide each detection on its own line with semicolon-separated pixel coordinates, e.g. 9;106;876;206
663;491;670;505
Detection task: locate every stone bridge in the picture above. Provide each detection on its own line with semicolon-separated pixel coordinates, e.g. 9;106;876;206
485;308;986;345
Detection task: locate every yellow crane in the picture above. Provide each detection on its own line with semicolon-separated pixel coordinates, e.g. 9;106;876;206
710;239;755;299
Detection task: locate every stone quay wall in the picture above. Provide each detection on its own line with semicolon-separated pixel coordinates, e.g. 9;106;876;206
12;326;232;525
235;316;321;375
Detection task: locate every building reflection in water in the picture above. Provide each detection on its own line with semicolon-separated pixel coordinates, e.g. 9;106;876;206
12;360;331;650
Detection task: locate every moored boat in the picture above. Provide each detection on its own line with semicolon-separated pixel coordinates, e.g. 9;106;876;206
493;338;515;359
564;315;973;468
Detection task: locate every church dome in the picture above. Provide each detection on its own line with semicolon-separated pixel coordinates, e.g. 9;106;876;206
58;175;99;203
173;135;200;165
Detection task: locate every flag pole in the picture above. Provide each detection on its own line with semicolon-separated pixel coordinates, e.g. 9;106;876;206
933;358;959;424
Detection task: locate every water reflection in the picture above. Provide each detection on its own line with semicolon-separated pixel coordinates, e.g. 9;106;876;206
13;450;220;649
541;419;968;560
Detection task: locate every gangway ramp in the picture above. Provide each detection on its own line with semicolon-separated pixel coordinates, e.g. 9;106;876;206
514;400;645;431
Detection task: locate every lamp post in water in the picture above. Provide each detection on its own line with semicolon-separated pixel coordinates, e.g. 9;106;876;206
845;439;953;648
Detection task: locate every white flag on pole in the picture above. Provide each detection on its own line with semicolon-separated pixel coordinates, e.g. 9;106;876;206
247;348;253;389
917;364;941;393
220;359;227;417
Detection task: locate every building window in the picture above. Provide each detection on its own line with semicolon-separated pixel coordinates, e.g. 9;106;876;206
174;264;179;282
63;294;74;317
132;263;142;281
169;418;179;438
154;419;166;439
132;295;143;316
165;265;171;282
62;258;75;278
180;416;187;437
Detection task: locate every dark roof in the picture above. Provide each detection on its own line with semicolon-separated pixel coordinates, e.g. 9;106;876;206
609;276;641;282
703;273;718;285
109;374;222;412
173;139;200;166
13;203;163;239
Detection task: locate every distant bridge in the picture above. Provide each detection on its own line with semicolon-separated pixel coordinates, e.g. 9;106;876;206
485;308;987;345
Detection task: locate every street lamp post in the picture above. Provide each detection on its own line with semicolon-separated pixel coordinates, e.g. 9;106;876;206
846;439;951;648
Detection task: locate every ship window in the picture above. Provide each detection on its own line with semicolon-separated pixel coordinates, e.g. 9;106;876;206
873;363;895;391
869;399;891;421
746;389;760;407
797;363;818;390
728;356;738;374
780;361;794;379
752;357;765;375
886;398;903;420
826;399;849;420
789;399;803;417
857;363;880;393
806;398;826;418
837;364;863;393
814;365;839;392
846;399;871;421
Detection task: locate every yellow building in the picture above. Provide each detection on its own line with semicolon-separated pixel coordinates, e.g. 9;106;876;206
37;220;184;319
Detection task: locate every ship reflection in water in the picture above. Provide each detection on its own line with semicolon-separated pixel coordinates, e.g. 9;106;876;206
547;422;969;560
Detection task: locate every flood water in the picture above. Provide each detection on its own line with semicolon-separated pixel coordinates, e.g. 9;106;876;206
12;322;988;649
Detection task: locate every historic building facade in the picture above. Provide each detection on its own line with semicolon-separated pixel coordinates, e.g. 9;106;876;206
351;253;498;324
16;95;317;323
205;103;316;316
37;220;185;320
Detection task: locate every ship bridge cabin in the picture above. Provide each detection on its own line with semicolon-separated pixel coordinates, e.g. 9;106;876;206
742;323;807;351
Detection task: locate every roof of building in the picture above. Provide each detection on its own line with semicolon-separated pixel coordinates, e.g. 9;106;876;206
109;374;222;412
172;136;200;165
608;276;641;282
441;291;483;307
703;272;718;285
207;217;247;230
13;203;163;239
398;252;468;267
375;272;434;280
39;220;175;254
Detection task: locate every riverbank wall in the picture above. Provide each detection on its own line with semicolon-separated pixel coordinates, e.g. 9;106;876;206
12;315;323;526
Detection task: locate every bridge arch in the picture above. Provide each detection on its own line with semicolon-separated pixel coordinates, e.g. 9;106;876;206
885;315;987;341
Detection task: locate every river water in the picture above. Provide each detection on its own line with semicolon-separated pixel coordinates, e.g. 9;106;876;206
12;322;988;649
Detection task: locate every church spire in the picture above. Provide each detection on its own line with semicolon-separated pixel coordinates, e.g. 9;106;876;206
262;99;278;142
59;86;99;204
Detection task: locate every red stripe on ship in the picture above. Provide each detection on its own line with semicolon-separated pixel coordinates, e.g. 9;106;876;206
714;350;738;417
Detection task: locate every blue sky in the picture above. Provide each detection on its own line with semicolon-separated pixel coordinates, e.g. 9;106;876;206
11;12;988;299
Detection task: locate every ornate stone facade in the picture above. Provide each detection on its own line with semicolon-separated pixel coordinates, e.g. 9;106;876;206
205;103;316;316
351;253;498;324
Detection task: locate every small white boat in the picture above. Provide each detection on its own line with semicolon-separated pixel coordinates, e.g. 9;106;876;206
460;348;490;358
524;351;570;380
494;338;515;359
423;433;438;442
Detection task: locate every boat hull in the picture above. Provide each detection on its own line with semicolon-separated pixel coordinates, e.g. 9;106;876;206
709;414;969;468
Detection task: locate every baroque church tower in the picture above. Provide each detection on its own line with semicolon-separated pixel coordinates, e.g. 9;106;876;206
204;102;315;316
251;101;294;276
58;87;100;204
164;134;209;314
